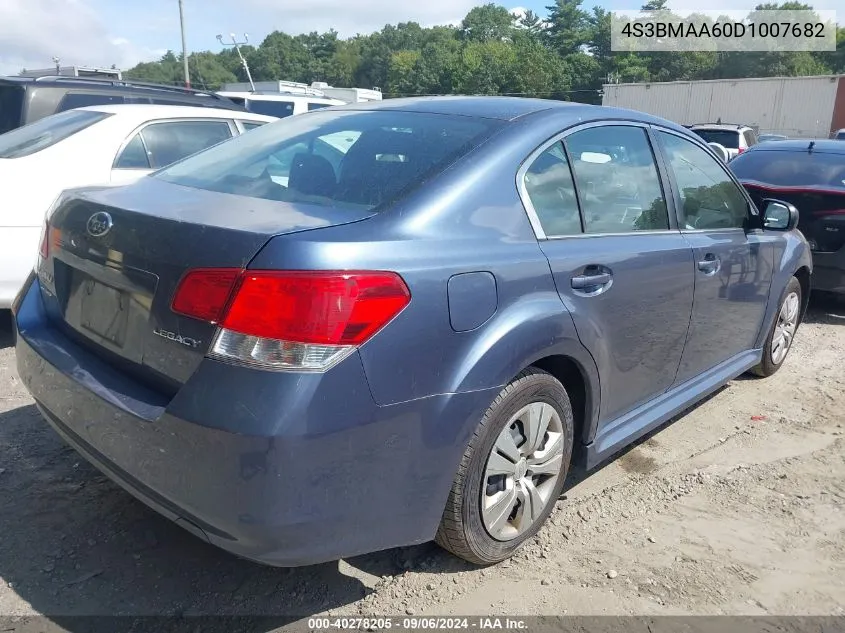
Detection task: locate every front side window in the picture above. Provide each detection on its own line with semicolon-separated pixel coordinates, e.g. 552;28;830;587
0;109;110;158
522;142;581;236
658;131;750;230
565;126;669;234
139;120;232;169
156;110;499;211
308;102;332;111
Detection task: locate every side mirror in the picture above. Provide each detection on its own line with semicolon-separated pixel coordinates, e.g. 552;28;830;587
707;142;729;163
762;199;799;231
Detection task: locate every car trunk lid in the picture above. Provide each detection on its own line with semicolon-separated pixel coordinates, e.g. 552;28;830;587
38;177;374;395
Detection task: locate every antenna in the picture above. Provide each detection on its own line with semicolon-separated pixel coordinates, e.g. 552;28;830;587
217;32;255;92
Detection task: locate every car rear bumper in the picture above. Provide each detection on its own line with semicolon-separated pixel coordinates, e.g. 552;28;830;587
812;250;845;294
13;279;498;566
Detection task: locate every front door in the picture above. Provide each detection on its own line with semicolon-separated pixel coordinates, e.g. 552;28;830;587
654;130;774;385
522;122;696;427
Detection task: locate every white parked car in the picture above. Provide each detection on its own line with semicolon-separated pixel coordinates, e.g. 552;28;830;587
0;104;276;308
216;92;345;118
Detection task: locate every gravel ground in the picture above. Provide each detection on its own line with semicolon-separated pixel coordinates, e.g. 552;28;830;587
0;296;843;626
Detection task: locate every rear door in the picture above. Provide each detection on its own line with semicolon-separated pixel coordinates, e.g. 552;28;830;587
655;129;773;385
525;121;695;426
111;119;235;184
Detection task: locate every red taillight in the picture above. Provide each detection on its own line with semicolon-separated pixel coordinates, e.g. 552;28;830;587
172;269;411;345
737;147;746;154
172;268;241;323
38;220;49;259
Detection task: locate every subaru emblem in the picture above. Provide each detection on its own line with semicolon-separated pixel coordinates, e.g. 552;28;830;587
86;212;113;238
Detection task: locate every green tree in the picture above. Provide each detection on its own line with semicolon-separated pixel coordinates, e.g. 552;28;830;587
460;4;516;42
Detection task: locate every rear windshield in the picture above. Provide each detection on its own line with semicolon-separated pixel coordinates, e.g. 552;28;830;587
691;129;740;149
156;110;499;211
730;149;845;189
0;109;110;159
0;84;25;135
246;99;294;118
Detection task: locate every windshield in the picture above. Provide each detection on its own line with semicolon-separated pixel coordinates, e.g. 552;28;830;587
0;109;110;159
156;110;499;211
730;149;845;189
0;84;25;135
692;129;740;149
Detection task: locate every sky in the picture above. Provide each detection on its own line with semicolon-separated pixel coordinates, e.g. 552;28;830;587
0;0;842;76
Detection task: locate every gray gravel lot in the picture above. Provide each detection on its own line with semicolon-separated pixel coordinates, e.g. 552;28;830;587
0;298;843;626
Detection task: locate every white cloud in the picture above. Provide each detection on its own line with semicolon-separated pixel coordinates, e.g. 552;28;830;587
0;0;159;74
239;0;485;37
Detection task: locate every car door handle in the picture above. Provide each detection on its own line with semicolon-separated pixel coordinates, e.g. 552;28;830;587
571;272;613;289
697;253;720;275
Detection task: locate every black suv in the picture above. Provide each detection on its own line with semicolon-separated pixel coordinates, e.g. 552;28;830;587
0;76;245;135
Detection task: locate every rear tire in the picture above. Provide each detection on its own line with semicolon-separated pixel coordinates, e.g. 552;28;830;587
435;368;574;565
750;276;802;378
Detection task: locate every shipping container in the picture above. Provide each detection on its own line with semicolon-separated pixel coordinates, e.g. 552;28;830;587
602;75;845;139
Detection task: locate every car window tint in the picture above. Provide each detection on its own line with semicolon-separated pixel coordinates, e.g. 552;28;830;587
523;142;581;236
140;120;232;169
57;92;126;112
659;132;749;230
308;102;332;111
240;121;266;131
730;149;845;189
0;109;110;159
565;126;668;234
114;133;151;169
246;99;294;118
0;84;25;134
155;110;499;211
692;129;740;149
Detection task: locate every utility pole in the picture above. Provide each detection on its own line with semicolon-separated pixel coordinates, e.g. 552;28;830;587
178;0;191;88
217;33;255;92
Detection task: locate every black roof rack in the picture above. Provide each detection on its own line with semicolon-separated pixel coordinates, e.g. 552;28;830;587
32;75;220;97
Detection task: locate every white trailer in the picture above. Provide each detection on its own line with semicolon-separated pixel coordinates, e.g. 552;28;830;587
602;75;845;139
220;80;382;104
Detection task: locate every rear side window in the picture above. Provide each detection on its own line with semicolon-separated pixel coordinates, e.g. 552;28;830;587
246;99;294;118
522;143;581;236
730;149;845;189
138;120;233;169
156;110;499;211
743;130;757;146
565;126;669;234
0;109;110;159
692;129;740;149
308;102;332;111
57;92;126;112
114;133;151;169
240;121;266;132
0;84;25;134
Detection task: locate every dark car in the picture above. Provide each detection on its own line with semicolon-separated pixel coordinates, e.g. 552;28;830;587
730;140;845;295
12;97;812;567
0;75;244;135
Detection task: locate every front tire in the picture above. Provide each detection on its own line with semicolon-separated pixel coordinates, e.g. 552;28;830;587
435;368;574;565
750;276;802;377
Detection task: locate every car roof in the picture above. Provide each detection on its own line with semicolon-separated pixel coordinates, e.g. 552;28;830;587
74;103;277;122
744;139;845;154
689;124;749;131
330;95;689;129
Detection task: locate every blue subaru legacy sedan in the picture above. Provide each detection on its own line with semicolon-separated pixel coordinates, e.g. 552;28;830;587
12;97;811;566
